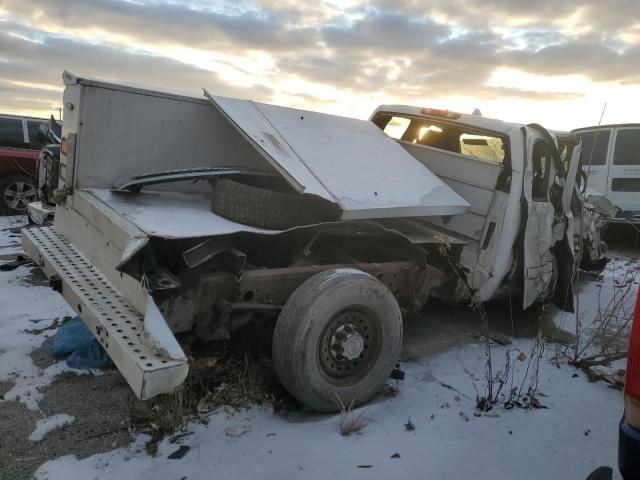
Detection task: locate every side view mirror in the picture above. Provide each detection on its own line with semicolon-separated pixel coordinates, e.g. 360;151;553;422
49;115;62;142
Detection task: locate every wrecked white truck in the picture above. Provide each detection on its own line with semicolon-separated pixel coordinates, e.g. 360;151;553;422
22;73;605;412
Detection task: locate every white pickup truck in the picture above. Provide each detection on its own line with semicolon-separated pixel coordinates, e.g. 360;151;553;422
22;72;607;412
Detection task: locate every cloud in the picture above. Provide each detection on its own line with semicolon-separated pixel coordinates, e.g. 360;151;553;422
0;27;275;114
372;0;640;35
482;86;582;100
320;11;449;51
504;35;640;83
0;0;317;50
0;0;637;120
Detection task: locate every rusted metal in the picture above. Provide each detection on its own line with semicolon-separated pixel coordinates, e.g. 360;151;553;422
192;261;427;341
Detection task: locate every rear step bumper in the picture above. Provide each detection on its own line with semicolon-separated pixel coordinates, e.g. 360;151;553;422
22;226;188;400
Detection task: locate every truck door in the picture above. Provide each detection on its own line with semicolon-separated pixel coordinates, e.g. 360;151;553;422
521;127;557;309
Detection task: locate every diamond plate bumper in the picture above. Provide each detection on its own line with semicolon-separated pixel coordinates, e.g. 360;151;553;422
22;226;189;400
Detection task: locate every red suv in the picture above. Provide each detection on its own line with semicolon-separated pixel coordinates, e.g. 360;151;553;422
0;114;48;215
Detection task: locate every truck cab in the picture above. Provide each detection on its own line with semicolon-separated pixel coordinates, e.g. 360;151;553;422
370;106;606;310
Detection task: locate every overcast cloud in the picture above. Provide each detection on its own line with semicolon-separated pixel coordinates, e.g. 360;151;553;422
0;0;638;128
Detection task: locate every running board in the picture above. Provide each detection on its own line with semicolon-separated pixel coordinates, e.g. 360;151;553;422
22;226;189;400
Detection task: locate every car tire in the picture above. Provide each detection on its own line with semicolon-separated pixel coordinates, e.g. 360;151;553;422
210;178;339;230
0;174;38;215
272;269;403;412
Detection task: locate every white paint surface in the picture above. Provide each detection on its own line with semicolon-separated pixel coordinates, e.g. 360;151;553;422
29;414;75;442
142;296;186;361
87;189;280;238
206;93;470;219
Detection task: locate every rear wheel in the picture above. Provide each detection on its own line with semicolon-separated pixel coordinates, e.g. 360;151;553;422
272;269;402;412
0;174;37;215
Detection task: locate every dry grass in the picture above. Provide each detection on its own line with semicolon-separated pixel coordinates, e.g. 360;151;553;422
139;325;299;453
435;234;550;411
335;396;369;436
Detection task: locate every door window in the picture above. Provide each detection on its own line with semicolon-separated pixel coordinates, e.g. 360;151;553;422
27;120;46;148
577;130;610;166
382;116;411;140
531;140;551;201
0;118;25;148
375;113;508;163
459;133;506;163
613;128;640;165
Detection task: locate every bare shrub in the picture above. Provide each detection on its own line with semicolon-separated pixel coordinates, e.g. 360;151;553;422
335;396;369;436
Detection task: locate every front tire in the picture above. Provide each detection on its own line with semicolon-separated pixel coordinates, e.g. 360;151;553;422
0;174;37;215
272;269;402;412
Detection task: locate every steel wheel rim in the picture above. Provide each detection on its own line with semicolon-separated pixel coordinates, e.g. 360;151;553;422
4;180;37;211
317;308;382;386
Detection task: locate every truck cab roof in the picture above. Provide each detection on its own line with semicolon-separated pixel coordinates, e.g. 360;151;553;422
370;104;524;135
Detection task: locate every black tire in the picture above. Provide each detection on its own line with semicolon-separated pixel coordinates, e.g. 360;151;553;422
272;269;402;412
0;174;37;215
210;178;339;230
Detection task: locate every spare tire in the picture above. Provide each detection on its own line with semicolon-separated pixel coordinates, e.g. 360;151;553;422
210;177;340;230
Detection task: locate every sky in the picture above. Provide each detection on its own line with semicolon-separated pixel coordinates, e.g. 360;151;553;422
0;0;638;130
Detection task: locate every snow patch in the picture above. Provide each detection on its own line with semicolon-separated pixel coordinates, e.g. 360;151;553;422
34;340;624;480
0;217;76;409
29;414;75;442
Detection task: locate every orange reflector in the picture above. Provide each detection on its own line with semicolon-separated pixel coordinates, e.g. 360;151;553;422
61;137;68;156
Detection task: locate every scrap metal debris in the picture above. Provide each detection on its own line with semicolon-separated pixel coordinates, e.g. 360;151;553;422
167;445;190;460
0;254;30;271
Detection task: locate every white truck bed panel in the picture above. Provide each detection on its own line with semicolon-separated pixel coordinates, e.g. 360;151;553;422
87;189;274;238
205;92;470;220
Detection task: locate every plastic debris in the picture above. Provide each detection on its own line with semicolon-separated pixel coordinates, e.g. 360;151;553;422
51;316;113;369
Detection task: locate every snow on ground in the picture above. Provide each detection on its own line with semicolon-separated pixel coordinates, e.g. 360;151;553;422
553;250;639;361
0;217;75;409
29;414;75;442
0;215;634;479
35;340;624;480
0;215;26;255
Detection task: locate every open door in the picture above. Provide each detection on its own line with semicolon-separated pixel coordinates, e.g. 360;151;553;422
203;90;469;221
521;127;558;309
550;141;581;312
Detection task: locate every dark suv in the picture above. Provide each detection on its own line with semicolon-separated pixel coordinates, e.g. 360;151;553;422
0;114;48;215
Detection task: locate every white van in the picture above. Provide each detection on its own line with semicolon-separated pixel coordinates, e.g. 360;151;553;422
573;124;640;223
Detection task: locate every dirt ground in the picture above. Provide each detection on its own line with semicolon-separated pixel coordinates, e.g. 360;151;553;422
0;222;638;479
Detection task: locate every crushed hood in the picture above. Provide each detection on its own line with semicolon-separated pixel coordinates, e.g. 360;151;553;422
204;90;470;220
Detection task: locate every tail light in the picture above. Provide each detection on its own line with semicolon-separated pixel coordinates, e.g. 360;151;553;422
624;287;640;428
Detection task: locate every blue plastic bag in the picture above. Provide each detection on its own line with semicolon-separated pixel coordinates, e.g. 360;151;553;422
51;316;113;370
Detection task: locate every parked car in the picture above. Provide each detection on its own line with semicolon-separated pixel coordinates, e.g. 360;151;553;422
21;72;609;412
619;286;640;478
0;113;49;214
573;124;640;225
26;116;61;225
